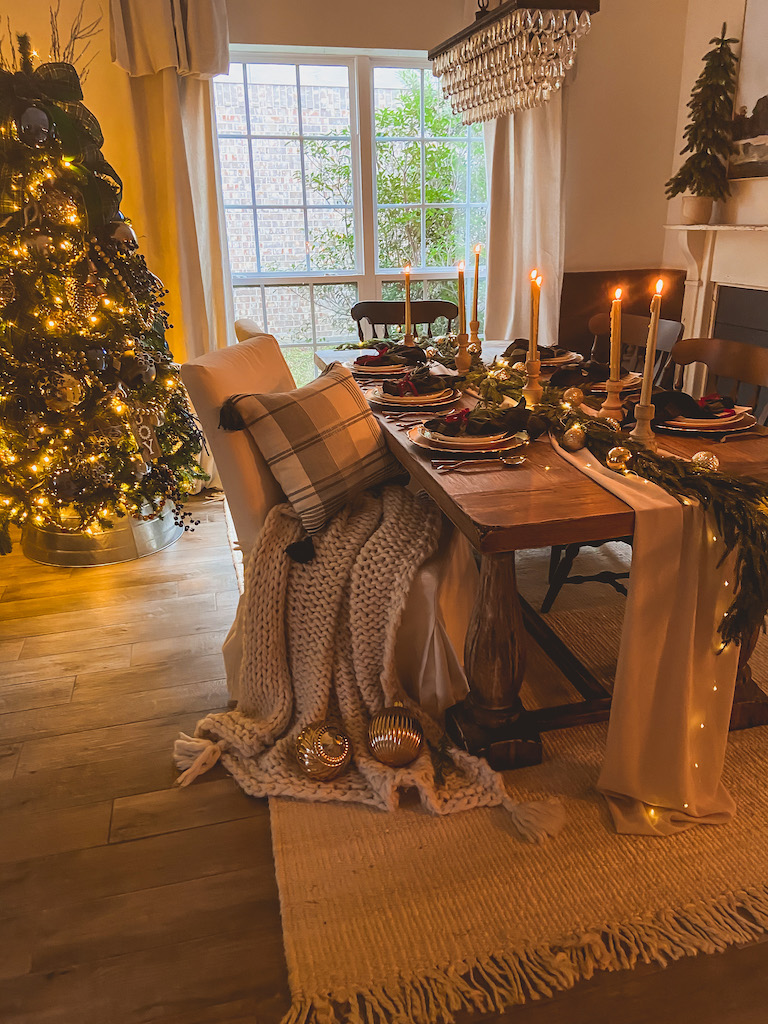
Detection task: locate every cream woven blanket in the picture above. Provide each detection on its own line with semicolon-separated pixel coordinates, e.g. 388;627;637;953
173;485;563;841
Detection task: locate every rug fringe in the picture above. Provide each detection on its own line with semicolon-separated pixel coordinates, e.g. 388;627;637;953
280;884;768;1024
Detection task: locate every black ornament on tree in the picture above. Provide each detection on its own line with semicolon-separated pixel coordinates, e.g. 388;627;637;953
120;350;156;386
85;347;108;371
16;105;52;147
50;470;79;500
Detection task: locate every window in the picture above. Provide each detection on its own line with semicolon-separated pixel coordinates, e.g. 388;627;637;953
214;54;488;383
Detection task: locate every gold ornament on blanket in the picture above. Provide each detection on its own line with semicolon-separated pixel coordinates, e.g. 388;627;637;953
606;446;632;473
296;722;352;780
561;423;586;452
562;387;584;409
691;450;720;473
368;701;423;767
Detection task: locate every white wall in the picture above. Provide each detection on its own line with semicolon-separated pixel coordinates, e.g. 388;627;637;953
663;0;768;278
563;0;690;272
227;0;466;51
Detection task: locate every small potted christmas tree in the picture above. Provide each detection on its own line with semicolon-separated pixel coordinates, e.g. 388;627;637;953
666;24;739;225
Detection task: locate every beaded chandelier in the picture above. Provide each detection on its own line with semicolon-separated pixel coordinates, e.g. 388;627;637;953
429;1;600;125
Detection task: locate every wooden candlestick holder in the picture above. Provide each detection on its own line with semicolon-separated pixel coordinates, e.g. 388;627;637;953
454;332;471;374
469;319;481;356
403;332;415;347
522;358;543;408
598;379;624;420
629;402;657;451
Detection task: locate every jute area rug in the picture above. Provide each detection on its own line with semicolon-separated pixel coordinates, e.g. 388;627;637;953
272;722;768;1024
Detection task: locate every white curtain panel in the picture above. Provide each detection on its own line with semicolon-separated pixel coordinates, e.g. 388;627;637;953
483;97;565;347
110;0;235;487
110;0;234;362
459;0;565;346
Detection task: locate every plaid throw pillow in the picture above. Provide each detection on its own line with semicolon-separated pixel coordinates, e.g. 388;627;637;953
223;363;401;534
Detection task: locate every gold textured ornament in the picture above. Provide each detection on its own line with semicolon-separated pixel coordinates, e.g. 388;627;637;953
65;277;99;317
561;423;586;452
368;701;423;767
0;274;15;307
606;446;632;473
691;450;720;472
602;417;621;431
296;722;352;780
562;386;584;408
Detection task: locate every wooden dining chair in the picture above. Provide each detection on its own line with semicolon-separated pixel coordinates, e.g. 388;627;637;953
588;312;684;388
351;300;459;342
671;337;768;424
541;313;686;614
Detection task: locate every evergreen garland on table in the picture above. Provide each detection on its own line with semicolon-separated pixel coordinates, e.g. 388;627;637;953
665;24;740;203
464;363;768;647
0;33;206;555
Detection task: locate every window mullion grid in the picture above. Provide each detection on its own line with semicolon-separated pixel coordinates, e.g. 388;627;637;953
465;124;472;312
241;63;263;278
295;66;312;276
419;69;426;283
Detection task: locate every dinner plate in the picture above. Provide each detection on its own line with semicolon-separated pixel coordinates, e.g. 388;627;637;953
590;372;643;393
422;426;509;447
656;413;757;436
663;405;752;430
540;351;583;366
346;359;412;375
366;386;458;407
408;425;525;455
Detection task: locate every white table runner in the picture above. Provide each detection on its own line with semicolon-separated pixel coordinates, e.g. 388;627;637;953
552;438;740;835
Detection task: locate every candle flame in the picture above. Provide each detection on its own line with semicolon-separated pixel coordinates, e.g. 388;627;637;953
403;265;411;274
655;278;664;295
536;275;543;287
530;268;538;280
614;287;622;300
474;244;481;254
458;261;465;271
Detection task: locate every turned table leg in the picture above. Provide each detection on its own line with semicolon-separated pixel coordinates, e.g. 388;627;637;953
444;551;543;770
729;624;768;730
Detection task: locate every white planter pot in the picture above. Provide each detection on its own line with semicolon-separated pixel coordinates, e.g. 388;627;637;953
681;195;714;225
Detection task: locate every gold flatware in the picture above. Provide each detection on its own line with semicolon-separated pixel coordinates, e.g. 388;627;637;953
434;455;527;472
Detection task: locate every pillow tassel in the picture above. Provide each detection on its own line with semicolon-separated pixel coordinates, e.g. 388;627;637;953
285;536;316;563
219;398;246;431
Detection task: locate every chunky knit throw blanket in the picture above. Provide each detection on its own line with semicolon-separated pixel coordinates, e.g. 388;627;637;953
173;485;564;842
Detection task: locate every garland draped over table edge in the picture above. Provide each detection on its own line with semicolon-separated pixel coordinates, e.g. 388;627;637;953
279;881;768;1024
462;366;768;648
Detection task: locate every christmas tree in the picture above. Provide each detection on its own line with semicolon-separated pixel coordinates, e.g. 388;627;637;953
666;24;739;203
0;34;205;556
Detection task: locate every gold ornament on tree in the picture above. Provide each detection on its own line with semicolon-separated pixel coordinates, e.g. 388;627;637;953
368;701;423;767
691;450;720;472
65;276;99;318
0;274;15;307
296;722;352;780
561;423;586;452
606;446;632;473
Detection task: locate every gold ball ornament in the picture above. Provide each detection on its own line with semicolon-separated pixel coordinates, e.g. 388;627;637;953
602;417;621;431
368;701;423;767
606;446;632;473
425;347;438;360
561;423;587;452
512;361;525;372
296;722;352;781
468;342;480;354
691;450;720;473
562;386;584;408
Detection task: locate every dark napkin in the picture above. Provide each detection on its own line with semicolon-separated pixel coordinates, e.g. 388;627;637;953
503;340;571;362
424;401;548;440
549;360;612;389
354;343;427;368
381;365;452;396
650;391;737;425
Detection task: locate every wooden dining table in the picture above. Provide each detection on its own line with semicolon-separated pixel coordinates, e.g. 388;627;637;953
376;402;768;770
316;348;768;769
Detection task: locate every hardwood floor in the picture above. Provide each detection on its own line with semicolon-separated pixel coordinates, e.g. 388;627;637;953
2;496;768;1024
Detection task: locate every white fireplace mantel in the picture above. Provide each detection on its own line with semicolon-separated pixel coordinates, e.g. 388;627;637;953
664;224;768;341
